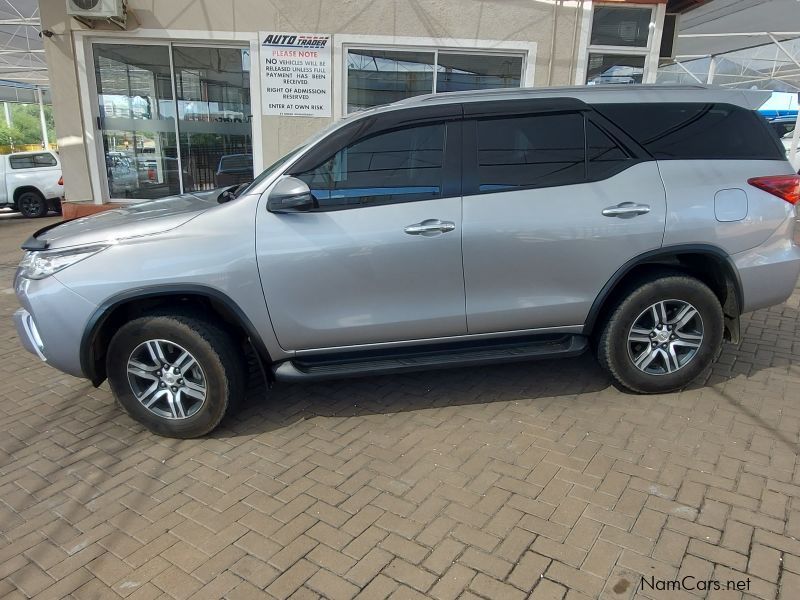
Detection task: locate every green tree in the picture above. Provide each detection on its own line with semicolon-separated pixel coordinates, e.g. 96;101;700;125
0;103;56;148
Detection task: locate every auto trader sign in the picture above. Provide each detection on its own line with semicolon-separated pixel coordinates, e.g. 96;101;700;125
260;32;332;117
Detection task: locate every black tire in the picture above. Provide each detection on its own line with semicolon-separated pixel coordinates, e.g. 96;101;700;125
106;313;245;438
17;191;48;218
597;274;724;394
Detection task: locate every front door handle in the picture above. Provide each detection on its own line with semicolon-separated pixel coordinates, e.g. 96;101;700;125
602;202;651;218
404;219;456;236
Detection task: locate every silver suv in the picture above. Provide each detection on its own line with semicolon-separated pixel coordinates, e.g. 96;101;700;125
13;85;800;438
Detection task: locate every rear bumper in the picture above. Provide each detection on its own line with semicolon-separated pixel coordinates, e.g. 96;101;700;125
734;219;800;313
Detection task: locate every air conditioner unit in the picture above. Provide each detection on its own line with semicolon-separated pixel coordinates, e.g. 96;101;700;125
66;0;126;26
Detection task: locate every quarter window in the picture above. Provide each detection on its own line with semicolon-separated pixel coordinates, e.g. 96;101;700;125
295;123;445;209
596;103;786;160
9;153;57;169
475;113;585;192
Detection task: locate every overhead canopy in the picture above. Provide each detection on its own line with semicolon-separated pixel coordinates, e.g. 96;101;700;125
675;0;800;57
0;0;48;87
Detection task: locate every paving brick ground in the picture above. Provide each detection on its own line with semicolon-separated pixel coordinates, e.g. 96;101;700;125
1;212;799;599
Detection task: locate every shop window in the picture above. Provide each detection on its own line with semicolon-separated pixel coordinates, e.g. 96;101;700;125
584;4;654;85
587;53;646;85
346;48;524;113
436;53;522;93
347;50;435;113
93;43;252;200
590;6;651;47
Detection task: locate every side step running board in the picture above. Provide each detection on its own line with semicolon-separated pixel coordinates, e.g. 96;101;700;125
273;334;588;382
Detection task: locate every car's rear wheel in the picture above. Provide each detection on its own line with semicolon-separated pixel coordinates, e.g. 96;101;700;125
597;274;724;394
106;313;245;438
17;191;48;218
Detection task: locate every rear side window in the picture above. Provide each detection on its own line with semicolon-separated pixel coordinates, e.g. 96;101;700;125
587;121;633;180
595;103;784;160
476;113;585;191
295;123;445;209
9;153;58;169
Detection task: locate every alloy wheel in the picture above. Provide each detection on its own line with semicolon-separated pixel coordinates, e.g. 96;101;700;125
627;300;704;375
126;339;207;419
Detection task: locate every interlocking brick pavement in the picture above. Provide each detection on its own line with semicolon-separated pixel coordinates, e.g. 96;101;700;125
1;213;799;599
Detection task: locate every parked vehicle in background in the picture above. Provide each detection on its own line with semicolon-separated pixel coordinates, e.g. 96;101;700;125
0;151;63;217
215;154;253;187
13;85;800;438
768;115;797;139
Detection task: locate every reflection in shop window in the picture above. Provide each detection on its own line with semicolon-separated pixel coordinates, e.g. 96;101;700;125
436;53;522;93
94;44;182;199
93;43;254;200
584;5;653;86
587;53;645;85
173;46;254;192
346;48;524;113
347;50;435;112
590;6;652;48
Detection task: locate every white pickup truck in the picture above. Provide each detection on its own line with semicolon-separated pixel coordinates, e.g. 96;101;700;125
0;151;64;218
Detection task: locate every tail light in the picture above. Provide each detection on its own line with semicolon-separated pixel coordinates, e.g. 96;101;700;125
747;175;800;205
57;176;63;186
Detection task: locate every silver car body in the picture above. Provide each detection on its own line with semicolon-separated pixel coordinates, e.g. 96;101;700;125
13;85;800;381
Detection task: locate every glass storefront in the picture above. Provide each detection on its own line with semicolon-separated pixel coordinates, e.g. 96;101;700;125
94;43;252;200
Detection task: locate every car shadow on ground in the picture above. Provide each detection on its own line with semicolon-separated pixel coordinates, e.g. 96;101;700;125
233;351;612;429
215;295;800;444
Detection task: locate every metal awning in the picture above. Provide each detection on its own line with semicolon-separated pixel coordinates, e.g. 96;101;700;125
0;0;47;87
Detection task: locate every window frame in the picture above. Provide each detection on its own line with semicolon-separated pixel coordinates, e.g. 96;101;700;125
9;153;58;170
333;35;536;119
575;2;666;85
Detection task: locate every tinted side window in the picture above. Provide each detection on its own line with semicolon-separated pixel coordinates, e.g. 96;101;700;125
596;103;784;160
295;123;445;209
587;121;633;180
10;153;57;169
476;113;584;192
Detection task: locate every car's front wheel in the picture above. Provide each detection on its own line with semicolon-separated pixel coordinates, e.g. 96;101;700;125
597;274;724;394
106;313;245;438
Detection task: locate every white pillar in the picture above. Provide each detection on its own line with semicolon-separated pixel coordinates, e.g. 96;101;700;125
3;102;10;126
37;88;49;148
706;56;716;85
790;109;800;172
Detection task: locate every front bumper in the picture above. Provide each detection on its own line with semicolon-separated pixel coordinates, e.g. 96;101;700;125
13;308;46;361
14;274;97;378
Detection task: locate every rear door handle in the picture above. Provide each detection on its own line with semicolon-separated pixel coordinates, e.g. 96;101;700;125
404;219;456;236
602;202;651;218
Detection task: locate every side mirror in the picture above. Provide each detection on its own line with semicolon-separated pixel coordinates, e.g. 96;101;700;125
217;184;240;204
267;176;316;213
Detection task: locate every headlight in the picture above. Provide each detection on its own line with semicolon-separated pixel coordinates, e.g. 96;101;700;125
18;245;109;280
